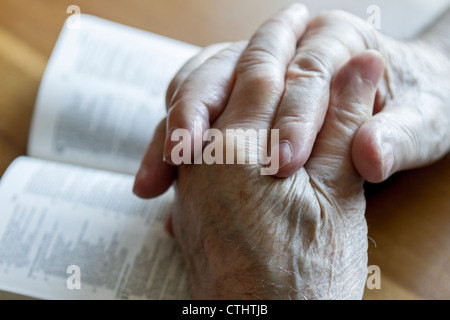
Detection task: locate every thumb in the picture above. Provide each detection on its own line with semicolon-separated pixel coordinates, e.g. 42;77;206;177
352;100;450;183
307;50;385;187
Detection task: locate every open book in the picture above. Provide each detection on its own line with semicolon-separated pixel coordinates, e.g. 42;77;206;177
0;14;200;299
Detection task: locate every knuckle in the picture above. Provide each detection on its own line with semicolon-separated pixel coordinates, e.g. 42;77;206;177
276;113;309;128
237;48;285;94
206;42;245;65
238;44;279;71
265;15;292;32
167;97;209;126
311;9;375;43
313;9;352;26
287;52;330;81
245;70;284;95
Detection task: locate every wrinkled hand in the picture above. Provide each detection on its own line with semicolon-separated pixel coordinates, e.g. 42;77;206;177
133;4;450;199
134;5;385;299
171;49;384;299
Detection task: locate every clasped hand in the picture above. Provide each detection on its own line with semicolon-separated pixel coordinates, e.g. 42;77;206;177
134;4;450;299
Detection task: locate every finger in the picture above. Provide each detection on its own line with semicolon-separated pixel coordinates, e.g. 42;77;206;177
307;50;385;187
164;41;247;164
352;100;450;183
271;11;377;177
215;3;309;130
165;42;232;108
133;118;175;198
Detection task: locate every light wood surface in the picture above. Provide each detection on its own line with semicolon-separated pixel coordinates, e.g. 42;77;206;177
0;0;449;300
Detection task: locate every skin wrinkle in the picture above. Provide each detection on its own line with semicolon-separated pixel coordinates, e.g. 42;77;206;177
165;42;232;107
289;49;332;80
299;12;368;74
181;159;360;294
280;181;314;280
237;71;285;107
292;174;362;297
204;42;247;71
241;7;305;68
212;118;366;298
381;40;436;103
166;42;246;148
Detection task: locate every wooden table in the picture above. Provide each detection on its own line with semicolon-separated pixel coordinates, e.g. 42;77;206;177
0;0;449;300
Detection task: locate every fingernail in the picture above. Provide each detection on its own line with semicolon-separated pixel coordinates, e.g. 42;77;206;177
164;128;178;165
133;165;147;196
381;141;394;180
164;150;173;165
278;140;293;169
164;213;174;238
360;53;384;87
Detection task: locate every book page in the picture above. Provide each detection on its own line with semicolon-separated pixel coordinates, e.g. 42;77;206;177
28;14;199;175
0;157;190;300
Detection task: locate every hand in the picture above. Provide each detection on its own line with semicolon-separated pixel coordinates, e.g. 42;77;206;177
135;4;385;298
170;49;385;299
133;5;450;199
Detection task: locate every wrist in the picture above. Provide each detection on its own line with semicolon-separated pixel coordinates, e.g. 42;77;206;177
379;36;450;102
186;225;283;299
184;204;368;300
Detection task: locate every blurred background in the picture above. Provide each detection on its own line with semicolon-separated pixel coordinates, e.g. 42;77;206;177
0;0;449;300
